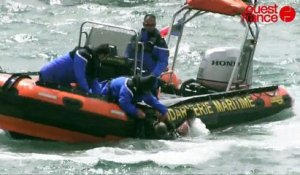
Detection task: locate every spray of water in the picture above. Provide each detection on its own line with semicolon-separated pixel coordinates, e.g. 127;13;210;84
188;118;210;137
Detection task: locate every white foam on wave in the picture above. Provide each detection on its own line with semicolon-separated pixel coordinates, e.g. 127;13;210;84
260;86;300;151
189;118;210;137
235;86;300;151
81;139;235;166
155;2;181;7
0;150;101;165
289;85;300;114
267;122;300;150
0;136;234;166
235;119;300;152
0;152;65;161
2;0;29;13
77;3;108;14
49;0;61;5
11;33;38;43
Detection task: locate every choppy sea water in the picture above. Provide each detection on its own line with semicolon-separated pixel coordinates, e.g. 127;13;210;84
0;0;299;174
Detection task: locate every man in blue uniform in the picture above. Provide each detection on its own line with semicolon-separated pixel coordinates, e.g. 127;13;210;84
39;44;113;94
125;14;170;97
126;14;169;78
100;75;168;120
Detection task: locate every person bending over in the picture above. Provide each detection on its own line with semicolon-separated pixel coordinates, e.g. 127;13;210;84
39;44;113;94
100;75;168;120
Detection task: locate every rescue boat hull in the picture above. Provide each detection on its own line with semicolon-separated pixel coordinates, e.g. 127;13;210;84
0;73;293;143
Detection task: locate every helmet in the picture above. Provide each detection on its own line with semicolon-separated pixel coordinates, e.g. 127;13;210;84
132;75;157;92
154;122;168;139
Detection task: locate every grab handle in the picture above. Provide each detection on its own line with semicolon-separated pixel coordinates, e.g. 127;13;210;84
62;97;83;109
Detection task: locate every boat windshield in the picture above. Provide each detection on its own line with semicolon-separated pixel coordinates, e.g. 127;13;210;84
78;21;139;58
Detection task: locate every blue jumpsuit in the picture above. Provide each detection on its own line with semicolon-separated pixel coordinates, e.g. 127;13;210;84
126;29;169;77
100;77;168;118
39;49;101;94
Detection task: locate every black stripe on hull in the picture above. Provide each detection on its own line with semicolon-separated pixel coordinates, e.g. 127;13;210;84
202;105;291;130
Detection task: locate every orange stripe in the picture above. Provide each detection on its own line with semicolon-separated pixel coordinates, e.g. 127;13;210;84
277;86;289;96
0;73;128;121
187;0;247;16
161;71;181;89
250;87;290;107
251;92;272;107
14;78;128;121
0;114;123;143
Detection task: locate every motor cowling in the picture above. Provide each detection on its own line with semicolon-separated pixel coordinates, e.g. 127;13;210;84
197;47;253;91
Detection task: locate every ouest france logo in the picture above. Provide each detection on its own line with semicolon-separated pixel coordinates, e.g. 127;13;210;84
242;4;296;23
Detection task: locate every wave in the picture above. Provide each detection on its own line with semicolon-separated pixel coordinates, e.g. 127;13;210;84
38;0;156;7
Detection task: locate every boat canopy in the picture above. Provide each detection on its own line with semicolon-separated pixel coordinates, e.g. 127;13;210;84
186;0;248;16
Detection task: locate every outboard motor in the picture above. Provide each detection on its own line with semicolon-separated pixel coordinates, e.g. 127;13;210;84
197;39;255;91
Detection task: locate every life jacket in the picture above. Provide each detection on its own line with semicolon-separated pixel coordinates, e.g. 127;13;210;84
69;46;100;78
126;78;139;104
140;28;168;62
127;75;156;103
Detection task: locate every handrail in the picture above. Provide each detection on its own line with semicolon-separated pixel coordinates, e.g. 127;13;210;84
225;19;260;92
